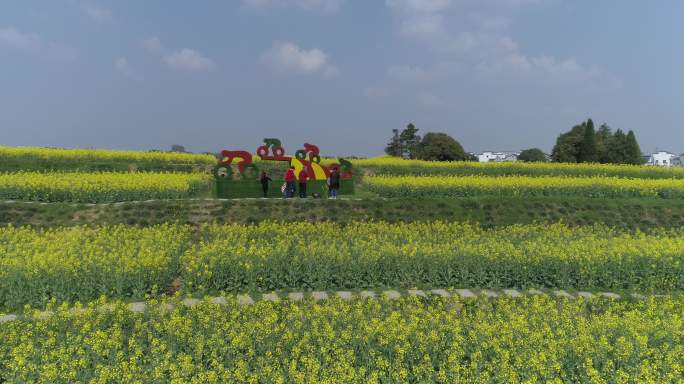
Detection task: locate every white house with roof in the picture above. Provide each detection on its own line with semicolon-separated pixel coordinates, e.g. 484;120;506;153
644;151;676;166
477;151;519;163
672;154;684;166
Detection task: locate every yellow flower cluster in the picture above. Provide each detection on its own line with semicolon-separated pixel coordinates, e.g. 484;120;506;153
0;146;216;172
356;156;684;179
4;221;679;310
0;224;191;309
0;171;211;202
1;296;682;383
365;174;684;198
184;221;683;294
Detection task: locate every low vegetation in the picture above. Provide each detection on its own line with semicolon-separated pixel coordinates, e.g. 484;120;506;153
2;222;682;310
0;224;191;310
356;157;684;178
365;175;684;199
3;144;683;382
0;146;215;172
3;197;684;230
1;296;682;383
185;222;684;294
0;171;211;203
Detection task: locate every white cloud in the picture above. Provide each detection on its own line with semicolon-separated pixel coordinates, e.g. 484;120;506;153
444;32;518;57
68;0;113;23
243;0;343;12
140;37;164;54
385;0;606;86
83;4;112;22
364;87;388;98
387;62;463;84
262;42;338;76
387;0;451;39
469;13;510;31
114;57;135;78
388;65;428;82
0;27;75;60
323;65;340;77
162;49;215;71
0;27;41;51
474;53;617;88
401;14;445;38
417;92;448;109
140;37;215;71
386;0;452;14
501;0;545;5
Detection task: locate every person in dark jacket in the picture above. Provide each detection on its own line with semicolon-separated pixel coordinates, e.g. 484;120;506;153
298;168;309;198
259;171;272;198
284;166;296;198
328;168;340;199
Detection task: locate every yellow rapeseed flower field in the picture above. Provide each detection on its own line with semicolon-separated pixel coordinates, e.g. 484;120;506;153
184;221;683;294
356;156;684;179
0;296;682;383
3;148;684;382
3;221;680;310
0;171;211;202
365;174;684;198
0;146;216;172
0;224;191;309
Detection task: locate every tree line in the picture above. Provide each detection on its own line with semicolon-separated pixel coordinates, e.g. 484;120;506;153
384;119;644;164
550;119;642;164
385;124;476;161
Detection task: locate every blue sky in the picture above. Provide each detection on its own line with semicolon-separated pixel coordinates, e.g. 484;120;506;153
1;0;682;156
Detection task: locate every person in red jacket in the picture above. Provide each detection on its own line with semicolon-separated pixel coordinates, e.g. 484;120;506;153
298;168;309;198
284;166;296;198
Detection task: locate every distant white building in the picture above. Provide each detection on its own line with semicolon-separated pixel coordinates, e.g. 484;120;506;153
672;154;684;166
644;151;676;167
477;151;519;163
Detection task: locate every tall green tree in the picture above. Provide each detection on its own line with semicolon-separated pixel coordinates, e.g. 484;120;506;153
384;124;422;159
552;119;644;165
384;129;402;157
518;148;547;162
595;124;613;163
610;129;628;164
465;153;478;162
551;123;586;163
578;119;598;163
625;130;643;165
416;132;467;161
171;145;186;153
399;123;421;159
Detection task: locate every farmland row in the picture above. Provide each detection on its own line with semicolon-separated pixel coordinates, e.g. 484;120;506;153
356;156;684;179
2;146;682;179
0;172;211;203
4;171;684;203
365;175;684;199
0;146;216;172
1;296;682;383
4;196;684;230
2;222;682;310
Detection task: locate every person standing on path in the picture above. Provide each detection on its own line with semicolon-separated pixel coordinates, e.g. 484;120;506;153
284;166;296;198
259;171;272;198
328;167;340;199
298;167;309;198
